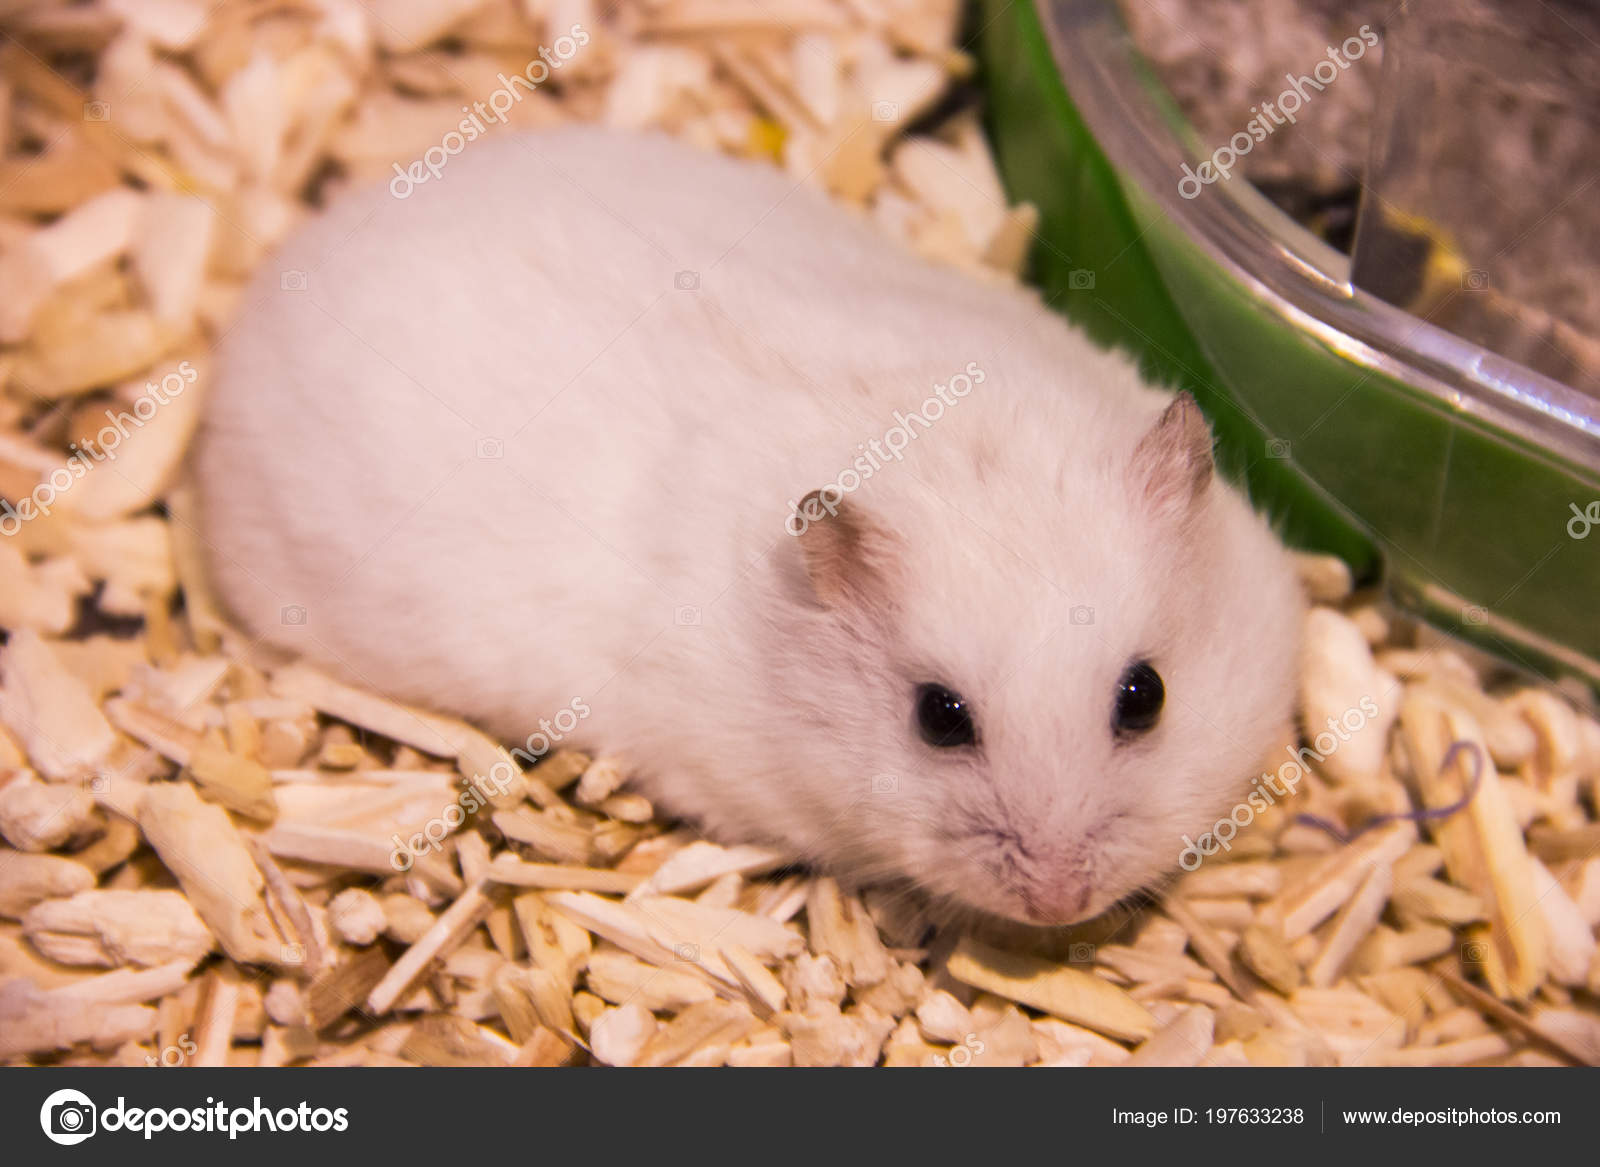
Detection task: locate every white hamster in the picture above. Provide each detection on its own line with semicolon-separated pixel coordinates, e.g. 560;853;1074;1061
197;128;1303;925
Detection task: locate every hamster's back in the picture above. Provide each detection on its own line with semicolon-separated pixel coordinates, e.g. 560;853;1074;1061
197;128;1043;727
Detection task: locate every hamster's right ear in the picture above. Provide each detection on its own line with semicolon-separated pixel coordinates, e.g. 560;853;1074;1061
1131;391;1214;520
793;489;900;615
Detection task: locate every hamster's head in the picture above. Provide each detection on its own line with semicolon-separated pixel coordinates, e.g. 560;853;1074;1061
775;391;1303;926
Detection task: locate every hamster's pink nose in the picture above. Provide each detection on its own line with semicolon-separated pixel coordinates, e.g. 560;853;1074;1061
1023;879;1091;925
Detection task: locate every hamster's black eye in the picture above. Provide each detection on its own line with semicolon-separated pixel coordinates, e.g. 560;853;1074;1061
915;683;977;748
1113;660;1164;737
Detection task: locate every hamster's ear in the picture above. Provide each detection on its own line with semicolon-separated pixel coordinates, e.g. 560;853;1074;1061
1131;391;1213;519
795;489;899;615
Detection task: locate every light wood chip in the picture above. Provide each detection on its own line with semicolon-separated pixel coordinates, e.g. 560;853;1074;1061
1306;861;1393;988
637;998;759;1067
23;888;213;968
721;941;788;1017
627;840;785;899
367;879;494;1015
0;849;95;917
585;949;716;1012
307;947;392;1031
946;936;1155;1043
589;1002;657;1066
139;784;288;965
1400;689;1547;999
1126;1004;1215;1067
804;877;889;987
1264;821;1415;941
0;630;118;780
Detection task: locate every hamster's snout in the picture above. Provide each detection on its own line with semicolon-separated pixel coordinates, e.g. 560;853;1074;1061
965;832;1104;926
1016;838;1109;924
1019;879;1092;926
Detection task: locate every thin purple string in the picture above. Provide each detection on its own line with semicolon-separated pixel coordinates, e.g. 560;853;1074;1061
1295;739;1485;846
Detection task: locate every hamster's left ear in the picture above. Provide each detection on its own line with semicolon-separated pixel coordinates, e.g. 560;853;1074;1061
794;490;900;616
1131;391;1213;519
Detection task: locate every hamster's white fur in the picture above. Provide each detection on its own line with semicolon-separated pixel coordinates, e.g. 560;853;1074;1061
198;128;1303;924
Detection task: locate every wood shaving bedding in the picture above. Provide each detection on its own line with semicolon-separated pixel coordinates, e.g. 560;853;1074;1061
1;0;1598;1068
